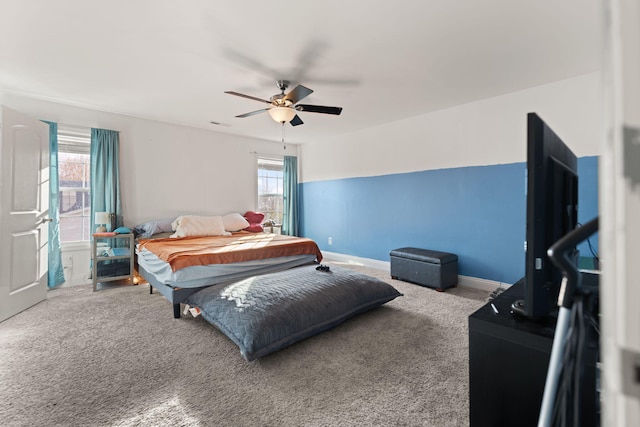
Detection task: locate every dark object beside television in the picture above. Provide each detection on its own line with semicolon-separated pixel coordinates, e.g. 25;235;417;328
511;113;579;320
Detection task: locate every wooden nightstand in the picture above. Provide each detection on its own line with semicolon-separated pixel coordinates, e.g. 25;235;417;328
92;233;134;291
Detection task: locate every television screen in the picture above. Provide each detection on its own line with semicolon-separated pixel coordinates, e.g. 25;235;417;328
511;113;578;320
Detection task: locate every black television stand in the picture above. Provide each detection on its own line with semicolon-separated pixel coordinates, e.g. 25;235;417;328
468;280;599;426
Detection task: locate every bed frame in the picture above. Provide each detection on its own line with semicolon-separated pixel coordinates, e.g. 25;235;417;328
139;265;205;318
139;256;318;318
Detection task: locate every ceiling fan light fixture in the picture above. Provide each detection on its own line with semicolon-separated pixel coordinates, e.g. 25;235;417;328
226;82;341;126
268;106;296;123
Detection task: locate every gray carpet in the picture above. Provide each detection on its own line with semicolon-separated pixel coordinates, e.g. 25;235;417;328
0;262;488;427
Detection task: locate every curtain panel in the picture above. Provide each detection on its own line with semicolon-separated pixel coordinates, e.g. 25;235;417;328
90;129;122;233
282;155;299;236
43;121;65;288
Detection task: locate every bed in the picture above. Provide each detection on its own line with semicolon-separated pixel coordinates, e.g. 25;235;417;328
136;232;324;318
185;263;403;361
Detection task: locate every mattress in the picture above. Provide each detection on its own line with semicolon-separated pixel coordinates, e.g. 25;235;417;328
137;247;316;288
137;233;323;272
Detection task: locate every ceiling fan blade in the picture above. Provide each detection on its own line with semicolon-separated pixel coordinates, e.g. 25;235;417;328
225;91;272;105
290;115;304;126
284;85;313;104
296;104;343;115
236;108;270;118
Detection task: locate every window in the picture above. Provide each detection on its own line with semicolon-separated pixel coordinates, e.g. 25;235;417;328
257;156;284;224
57;125;91;243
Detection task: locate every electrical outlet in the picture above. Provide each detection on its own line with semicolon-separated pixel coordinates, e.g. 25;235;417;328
328;237;333;245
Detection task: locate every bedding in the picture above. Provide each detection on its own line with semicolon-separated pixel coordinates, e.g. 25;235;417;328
138;251;317;288
170;215;230;238
244;223;264;233
133;218;176;238
137;233;323;273
137;232;324;318
222;212;250;232
186;264;403;361
243;211;265;224
243;210;265;232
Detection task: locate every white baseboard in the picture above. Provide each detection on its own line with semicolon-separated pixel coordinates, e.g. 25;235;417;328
63;274;91;287
457;275;506;292
62;266;91;287
323;251;391;271
322;250;506;292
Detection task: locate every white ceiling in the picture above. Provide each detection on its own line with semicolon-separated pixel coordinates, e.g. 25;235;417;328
0;0;603;144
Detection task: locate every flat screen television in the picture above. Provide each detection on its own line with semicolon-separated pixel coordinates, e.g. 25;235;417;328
511;113;579;320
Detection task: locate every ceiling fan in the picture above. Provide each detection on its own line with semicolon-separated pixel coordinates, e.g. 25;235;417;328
225;80;343;126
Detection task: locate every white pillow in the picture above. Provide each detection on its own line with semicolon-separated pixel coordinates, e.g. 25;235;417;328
222;212;250;232
170;215;231;238
171;216;183;231
134;217;176;238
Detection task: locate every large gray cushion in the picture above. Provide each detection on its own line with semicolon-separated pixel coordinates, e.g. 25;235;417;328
186;264;402;361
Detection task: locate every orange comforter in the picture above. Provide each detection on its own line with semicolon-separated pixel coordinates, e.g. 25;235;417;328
138;233;323;272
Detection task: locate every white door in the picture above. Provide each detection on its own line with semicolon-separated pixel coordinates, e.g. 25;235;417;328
0;106;50;322
602;0;640;424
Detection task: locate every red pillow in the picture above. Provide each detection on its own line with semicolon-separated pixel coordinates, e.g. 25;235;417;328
243;211;265;233
244;223;264;233
244;211;265;224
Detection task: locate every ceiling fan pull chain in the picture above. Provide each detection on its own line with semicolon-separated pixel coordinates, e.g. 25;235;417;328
282;122;286;150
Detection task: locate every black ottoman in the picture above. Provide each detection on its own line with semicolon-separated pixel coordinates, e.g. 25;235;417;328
390;247;458;291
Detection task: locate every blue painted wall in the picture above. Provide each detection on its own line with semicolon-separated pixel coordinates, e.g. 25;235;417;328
300;156;598;284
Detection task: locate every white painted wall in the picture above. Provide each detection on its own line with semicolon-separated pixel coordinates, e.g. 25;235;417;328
2;93;292;285
60;243;92;286
2;93;295;225
300;73;602;182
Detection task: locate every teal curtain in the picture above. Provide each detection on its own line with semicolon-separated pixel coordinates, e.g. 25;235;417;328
282;155;299;236
90;129;122;233
43;121;65;288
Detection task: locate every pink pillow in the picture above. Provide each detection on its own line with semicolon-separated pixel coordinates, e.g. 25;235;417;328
243;211;265;233
244;211;265;224
244;223;264;233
